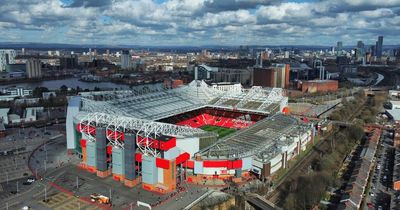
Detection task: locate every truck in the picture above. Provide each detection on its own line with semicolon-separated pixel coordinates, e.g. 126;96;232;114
90;193;110;204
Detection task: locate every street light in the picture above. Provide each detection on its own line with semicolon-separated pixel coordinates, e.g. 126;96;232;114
76;176;79;190
44;142;48;161
44;185;47;202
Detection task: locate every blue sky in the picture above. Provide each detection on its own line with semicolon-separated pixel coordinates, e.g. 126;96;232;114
0;0;399;46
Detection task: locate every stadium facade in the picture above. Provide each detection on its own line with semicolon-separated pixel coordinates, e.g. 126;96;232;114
66;80;314;193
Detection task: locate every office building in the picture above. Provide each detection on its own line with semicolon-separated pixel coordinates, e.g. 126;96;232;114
370;45;376;57
336;42;343;55
253;64;290;88
60;55;79;69
120;50;131;69
375;36;383;58
357;41;364;49
0;49;16;71
26;58;42;78
284;51;290;59
356;41;365;62
238;45;249;58
195;64;252;86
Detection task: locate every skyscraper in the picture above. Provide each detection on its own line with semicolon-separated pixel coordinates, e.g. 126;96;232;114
356;41;365;62
26;58;42;78
357;41;364;49
120;50;131;69
375;36;383;58
0;49;16;71
336;41;343;55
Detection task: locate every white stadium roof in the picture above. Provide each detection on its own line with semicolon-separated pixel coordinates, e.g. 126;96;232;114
78;80;287;121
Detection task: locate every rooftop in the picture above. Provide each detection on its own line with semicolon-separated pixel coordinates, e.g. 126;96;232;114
78;80;287;121
198;114;310;161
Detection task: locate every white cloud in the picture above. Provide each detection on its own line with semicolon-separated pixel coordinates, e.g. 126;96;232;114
0;0;398;45
257;2;314;22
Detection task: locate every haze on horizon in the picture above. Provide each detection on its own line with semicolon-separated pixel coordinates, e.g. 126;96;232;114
1;0;400;46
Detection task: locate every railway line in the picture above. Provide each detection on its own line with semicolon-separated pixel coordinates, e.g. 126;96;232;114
267;99;367;206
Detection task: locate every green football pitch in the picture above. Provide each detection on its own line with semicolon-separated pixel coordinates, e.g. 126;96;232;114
200;125;237;139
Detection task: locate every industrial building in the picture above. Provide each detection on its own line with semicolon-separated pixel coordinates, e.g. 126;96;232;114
26;58;42;78
66;80;313;194
0;87;32;101
297;79;339;93
195;64;252;86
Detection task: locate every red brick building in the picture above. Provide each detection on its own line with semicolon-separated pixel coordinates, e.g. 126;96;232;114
253;64;290;89
298;80;338;93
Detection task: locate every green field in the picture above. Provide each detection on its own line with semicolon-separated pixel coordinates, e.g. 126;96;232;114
200;125;237;139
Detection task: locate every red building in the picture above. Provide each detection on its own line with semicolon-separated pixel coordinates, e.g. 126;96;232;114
298;80;338;93
253;64;290;89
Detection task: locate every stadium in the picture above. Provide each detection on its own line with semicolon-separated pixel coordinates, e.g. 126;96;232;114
66;80;314;194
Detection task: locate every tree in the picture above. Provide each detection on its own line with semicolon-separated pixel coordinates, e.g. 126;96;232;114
49;94;55;105
33;87;49;98
60;85;68;95
283;194;297;210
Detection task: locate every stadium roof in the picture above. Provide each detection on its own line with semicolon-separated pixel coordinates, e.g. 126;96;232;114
198;114;311;161
75;112;216;139
78;80;287;120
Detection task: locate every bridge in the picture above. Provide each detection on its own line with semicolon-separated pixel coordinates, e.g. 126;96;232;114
330;120;353;127
246;193;282;210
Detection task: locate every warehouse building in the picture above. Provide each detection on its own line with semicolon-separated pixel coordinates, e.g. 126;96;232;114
297;79;339;93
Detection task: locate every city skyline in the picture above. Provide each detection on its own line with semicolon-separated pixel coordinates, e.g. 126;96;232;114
0;0;400;46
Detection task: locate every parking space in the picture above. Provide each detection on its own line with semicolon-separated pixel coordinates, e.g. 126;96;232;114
40;164;208;210
37;192;98;210
365;130;395;210
0;125;67;205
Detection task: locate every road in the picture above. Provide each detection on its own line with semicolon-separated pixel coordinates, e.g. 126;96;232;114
363;130;394;210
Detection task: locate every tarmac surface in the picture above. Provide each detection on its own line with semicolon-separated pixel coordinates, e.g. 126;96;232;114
0;124;210;210
363;130;395;210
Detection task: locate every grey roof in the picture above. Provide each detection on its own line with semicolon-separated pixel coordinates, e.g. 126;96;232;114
198;114;310;161
78;80;287;120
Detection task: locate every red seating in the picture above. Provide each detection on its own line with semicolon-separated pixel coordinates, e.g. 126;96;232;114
165;107;263;130
176;113;250;129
